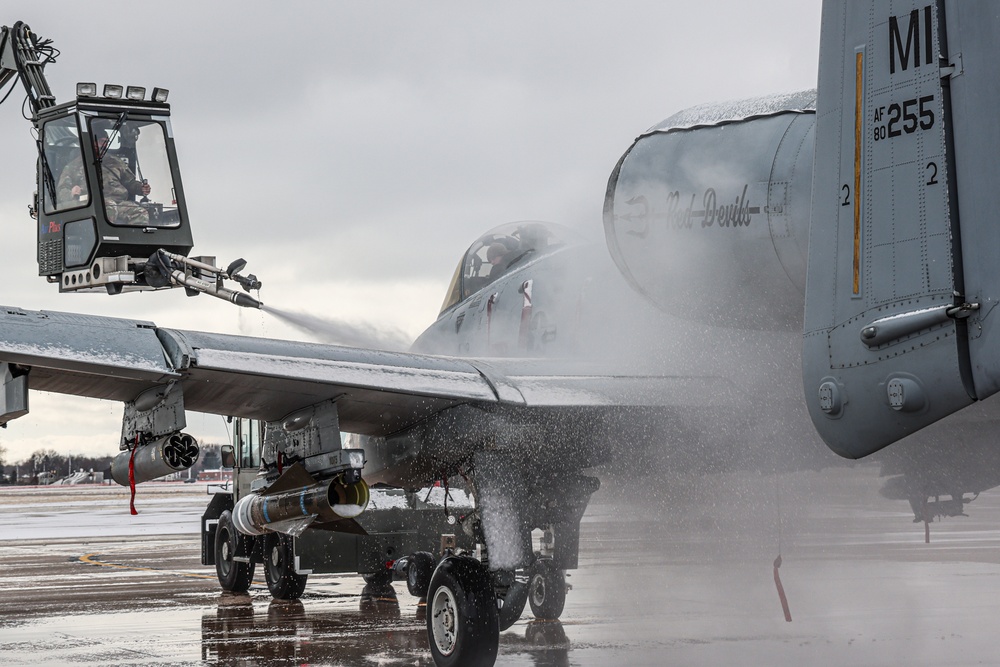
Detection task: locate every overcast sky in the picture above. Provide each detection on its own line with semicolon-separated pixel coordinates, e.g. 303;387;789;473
0;1;821;463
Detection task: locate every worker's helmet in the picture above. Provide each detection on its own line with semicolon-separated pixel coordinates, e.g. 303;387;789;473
90;119;112;141
487;243;508;263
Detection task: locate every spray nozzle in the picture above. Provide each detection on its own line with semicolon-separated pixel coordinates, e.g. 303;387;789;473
143;250;264;309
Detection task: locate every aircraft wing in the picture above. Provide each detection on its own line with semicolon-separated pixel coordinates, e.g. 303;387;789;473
0;306;724;438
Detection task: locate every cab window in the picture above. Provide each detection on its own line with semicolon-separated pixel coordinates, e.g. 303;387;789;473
42;116;86;214
236;418;261;468
88;117;182;228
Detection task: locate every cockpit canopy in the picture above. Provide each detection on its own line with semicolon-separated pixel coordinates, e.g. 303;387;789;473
439;221;580;314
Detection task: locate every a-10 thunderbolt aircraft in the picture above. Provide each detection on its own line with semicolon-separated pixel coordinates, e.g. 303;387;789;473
4;1;1000;665
0;20;742;667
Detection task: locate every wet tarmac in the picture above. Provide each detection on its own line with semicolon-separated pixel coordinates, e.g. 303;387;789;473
3;466;1000;666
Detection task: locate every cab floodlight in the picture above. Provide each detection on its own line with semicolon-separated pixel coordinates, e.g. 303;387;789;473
103;83;123;98
125;86;145;101
151;87;169;103
76;82;97;97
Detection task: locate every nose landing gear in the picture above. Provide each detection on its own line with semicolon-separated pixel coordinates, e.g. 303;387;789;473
426;555;499;667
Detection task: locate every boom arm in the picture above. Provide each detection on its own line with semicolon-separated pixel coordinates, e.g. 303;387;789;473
0;21;57;118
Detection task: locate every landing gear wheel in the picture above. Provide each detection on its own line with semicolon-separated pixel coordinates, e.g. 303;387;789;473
215;509;254;593
263;532;307;600
407;551;436;598
528;559;566;620
426;555;499;667
498;579;528;631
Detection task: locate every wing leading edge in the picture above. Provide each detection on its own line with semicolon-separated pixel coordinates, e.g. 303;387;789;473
0;305;727;439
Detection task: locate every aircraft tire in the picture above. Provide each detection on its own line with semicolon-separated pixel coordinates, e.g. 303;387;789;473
528;559;566;620
406;551;436;598
426;555;499;667
263;532;307;600
215;510;255;593
498;579;528;631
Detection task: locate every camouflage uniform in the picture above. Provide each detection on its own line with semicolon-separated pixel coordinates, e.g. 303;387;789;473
56;153;150;225
55;155;88;209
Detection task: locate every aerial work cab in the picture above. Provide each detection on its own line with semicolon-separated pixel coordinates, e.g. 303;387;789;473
2;21;261;307
36;88;194;292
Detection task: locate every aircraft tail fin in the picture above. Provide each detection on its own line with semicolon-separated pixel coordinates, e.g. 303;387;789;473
803;0;1000;458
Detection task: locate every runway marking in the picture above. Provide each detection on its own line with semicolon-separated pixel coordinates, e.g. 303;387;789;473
77;552;251;583
77;553;402;599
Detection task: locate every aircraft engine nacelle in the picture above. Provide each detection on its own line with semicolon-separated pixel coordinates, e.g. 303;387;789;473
604;92;816;331
110;432;199;486
231;476;371;537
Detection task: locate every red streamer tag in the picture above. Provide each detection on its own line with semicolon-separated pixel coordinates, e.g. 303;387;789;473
128;444;138;516
773;555;792;622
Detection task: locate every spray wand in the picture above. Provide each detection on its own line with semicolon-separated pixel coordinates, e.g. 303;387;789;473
141;249;263;309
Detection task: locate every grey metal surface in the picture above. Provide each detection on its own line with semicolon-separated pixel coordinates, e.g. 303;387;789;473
0;306;177;401
604;109;813;330
0;303;693;441
803;0;973;459
156;326;500;434
646;89;816;133
943;1;1000;398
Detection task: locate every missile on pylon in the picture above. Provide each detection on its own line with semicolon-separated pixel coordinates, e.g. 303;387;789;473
110;432;200;485
232;463;370;537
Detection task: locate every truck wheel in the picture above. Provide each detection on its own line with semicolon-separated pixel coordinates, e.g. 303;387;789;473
426;555;499;667
528;559;566;620
215;510;254;593
363;569;393;587
263;532;307;600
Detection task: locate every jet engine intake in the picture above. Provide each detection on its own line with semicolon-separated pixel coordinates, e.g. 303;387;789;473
231;475;371;537
110;432;199;486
